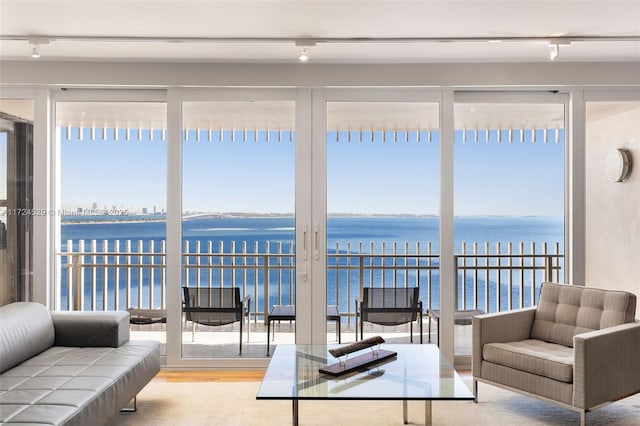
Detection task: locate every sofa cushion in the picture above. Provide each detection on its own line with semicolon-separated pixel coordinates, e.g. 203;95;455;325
483;339;574;383
0;303;55;374
531;282;637;347
0;341;160;426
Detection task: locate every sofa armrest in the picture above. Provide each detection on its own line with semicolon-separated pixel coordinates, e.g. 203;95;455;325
472;307;536;377
573;321;640;410
51;310;130;347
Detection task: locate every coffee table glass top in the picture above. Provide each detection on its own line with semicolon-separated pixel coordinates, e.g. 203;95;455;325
257;344;473;401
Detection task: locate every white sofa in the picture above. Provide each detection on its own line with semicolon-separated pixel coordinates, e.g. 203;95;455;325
0;302;160;426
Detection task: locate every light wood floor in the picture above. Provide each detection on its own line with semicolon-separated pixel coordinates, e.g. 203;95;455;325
156;370;266;382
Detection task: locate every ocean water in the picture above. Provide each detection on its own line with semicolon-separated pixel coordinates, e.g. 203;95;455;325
60;216;564;314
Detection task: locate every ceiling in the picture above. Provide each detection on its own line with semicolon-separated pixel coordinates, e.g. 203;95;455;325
1;0;639;63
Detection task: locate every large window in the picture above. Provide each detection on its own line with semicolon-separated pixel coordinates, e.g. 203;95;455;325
32;89;577;367
55;100;167;353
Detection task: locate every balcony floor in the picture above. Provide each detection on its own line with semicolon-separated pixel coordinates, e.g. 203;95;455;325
130;319;473;360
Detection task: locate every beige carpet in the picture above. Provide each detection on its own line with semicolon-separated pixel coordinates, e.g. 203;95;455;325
110;380;640;426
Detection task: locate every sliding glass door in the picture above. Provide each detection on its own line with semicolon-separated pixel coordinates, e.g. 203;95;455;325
53;96;167;357
453;93;567;358
323;92;441;345
179;94;297;358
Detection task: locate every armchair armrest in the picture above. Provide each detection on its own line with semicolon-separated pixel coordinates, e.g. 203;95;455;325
573;321;640;410
51;310;130;348
472;307;536;377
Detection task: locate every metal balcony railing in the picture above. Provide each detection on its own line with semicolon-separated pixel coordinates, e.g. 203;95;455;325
57;239;563;322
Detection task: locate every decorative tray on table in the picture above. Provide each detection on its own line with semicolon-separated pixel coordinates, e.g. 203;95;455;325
319;336;397;377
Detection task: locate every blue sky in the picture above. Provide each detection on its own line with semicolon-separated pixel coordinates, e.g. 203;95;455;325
60;128;564;216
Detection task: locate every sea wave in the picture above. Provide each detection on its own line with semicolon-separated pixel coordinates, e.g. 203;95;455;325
268;227;295;231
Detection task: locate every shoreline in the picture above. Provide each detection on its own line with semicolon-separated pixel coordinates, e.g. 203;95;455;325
61;213;563;225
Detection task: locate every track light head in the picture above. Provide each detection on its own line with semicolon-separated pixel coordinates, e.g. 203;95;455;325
295;40;316;62
548;43;559;61
28;37;50;59
30;44;40;59
548;39;570;61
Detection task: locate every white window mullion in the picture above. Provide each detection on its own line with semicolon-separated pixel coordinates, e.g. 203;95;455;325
439;90;456;362
165;88;183;366
567;90;585;286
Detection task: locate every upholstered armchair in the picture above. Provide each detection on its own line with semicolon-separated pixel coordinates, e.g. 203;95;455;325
473;282;639;426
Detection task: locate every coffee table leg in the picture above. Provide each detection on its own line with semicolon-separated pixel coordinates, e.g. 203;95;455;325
292;400;298;426
425;400;432;426
266;320;271;356
403;400;408;424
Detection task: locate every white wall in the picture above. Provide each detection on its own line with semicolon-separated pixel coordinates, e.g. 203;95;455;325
1;61;640;88
585;102;640;313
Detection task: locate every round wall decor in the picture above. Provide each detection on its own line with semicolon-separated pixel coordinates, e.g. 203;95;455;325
605;148;632;182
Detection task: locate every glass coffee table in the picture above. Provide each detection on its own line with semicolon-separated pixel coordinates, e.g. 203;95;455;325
256;343;474;425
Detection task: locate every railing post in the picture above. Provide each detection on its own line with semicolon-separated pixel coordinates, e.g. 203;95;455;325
73;240;85;311
544;255;552;282
114;240;120;310
64;240;72;310
195;240;201;289
253;241;259;326
263;250;269;326
473;241;479;310
231;241;236;290
496;241;502;312
125;240;132;309
184;240;190;289
161;240;166;309
460;241;466;310
102;239;108;311
484;242;489;312
507;241;513;311
90;239;97;311
149;240;155;309
138;240;144;309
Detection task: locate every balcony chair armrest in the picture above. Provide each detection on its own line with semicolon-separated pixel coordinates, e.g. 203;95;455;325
573;321;640;410
355;297;363;313
472;307;536;377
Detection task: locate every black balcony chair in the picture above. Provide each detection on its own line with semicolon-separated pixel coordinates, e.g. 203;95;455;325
355;287;423;343
182;286;251;355
127;308;167;325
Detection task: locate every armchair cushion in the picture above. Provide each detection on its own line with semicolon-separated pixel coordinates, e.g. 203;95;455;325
531;282;636;347
484;339;574;383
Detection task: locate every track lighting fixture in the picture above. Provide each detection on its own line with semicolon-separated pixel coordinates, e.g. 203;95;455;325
27;37;49;59
295;40;316;62
548;39;570;61
549;43;559;61
30;44;40;59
